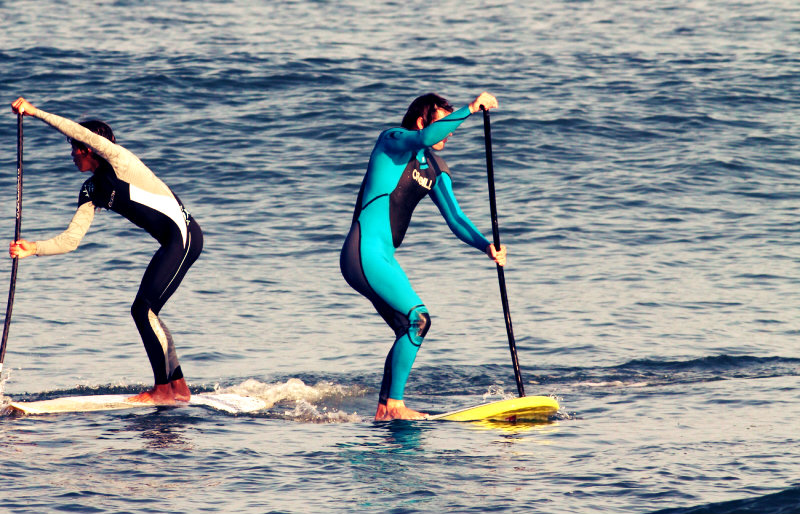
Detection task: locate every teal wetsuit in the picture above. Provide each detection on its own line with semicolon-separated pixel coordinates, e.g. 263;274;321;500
340;105;491;405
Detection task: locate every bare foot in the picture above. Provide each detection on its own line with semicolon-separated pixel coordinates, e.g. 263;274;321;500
374;399;428;421
170;378;191;402
127;383;176;404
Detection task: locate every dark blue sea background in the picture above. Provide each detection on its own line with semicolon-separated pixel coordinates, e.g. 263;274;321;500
1;0;799;512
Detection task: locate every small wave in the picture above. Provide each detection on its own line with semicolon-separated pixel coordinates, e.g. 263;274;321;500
650;486;800;514
575;380;650;388
545;355;800;391
622;354;800;375
416;355;800;398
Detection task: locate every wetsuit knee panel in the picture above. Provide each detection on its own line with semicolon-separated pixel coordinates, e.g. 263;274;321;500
408;306;431;346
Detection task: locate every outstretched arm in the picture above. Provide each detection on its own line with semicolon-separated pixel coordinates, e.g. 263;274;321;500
380;90;498;154
9;203;96;258
12;97;125;166
381;105;472;154
11;96;172;198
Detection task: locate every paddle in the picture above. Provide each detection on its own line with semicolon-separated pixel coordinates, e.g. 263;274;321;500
481;106;525;398
1;113;23;376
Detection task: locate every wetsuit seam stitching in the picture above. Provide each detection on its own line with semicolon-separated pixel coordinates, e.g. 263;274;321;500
361;193;388;211
159;231;192;300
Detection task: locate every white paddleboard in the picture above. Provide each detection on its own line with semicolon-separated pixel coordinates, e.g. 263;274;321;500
6;393;267;415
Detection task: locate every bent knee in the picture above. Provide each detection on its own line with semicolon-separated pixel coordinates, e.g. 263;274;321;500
408;306;431;346
130;297;151;320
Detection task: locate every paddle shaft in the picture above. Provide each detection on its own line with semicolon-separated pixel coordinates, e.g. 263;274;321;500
1;114;23;370
481;107;525;398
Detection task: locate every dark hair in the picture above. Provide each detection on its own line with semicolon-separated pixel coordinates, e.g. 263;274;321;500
68;119;116;152
80;120;115;143
68;120;115;172
401;93;454;130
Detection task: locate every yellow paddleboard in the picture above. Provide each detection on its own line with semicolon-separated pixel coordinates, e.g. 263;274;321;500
428;395;559;422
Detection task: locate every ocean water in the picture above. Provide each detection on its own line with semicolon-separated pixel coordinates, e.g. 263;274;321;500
1;0;799;512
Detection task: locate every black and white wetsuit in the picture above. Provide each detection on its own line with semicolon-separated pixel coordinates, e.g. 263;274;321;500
32;109;203;386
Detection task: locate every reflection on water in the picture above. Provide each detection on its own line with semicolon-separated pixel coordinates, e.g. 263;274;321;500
465;418;560;437
121;410;196;450
379;420;430;451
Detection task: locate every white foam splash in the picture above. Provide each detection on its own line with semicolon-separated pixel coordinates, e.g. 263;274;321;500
0;367;12;414
282;399;364;424
214;378;367;423
0;366;11;403
482;384;516;401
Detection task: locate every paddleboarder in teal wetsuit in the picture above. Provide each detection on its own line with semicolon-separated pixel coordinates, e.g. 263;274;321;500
8;97;203;405
341;92;505;421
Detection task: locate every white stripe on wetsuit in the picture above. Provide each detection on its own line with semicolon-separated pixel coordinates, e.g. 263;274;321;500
129;183;188;246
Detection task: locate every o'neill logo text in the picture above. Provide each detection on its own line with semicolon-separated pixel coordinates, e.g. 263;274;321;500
412;169;432;190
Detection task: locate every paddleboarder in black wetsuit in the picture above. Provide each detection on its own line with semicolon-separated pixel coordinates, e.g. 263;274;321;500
340;92;505;420
8;97;203;405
